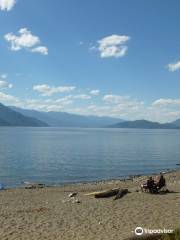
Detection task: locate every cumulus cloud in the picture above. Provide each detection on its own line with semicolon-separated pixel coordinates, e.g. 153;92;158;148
18;94;91;112
103;94;144;110
33;84;76;96
4;28;48;55
31;46;48;55
1;82;179;122
103;94;130;104
0;92;19;103
101;94;145;118
152;98;180;106
4;28;40;50
21;97;74;112
3;92;179;122
0;80;13;89
27;98;178;122
94;34;130;58
73;94;91;100
90;89;100;96
167;61;180;72
0;0;16;11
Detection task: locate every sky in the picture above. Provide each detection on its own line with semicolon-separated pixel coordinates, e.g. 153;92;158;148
0;0;180;122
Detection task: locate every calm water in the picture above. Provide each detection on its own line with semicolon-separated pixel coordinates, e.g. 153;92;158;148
0;127;180;187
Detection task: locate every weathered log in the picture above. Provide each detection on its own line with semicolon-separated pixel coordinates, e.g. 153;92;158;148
84;188;119;196
113;189;128;200
94;188;120;198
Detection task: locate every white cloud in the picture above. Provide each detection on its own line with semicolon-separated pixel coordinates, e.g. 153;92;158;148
95;34;130;58
18;94;91;112
33;84;76;96
2;93;179;122
0;93;176;122
90;89;100;96
22;97;73;112
166;111;180;118
31;46;48;55
103;94;130;104
152;98;180;106
0;80;13;89
4;28;48;55
167;61;180;72
1;82;179;122
0;92;19;103
5;28;40;51
24;93;177;122
73;94;91;100
0;0;16;11
54;97;73;105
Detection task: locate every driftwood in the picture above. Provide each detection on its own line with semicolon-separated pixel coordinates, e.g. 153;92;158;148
114;189;129;200
94;189;119;198
94;188;128;199
84;188;119;196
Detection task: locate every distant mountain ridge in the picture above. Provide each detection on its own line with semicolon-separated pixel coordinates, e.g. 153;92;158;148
1;103;180;129
108;119;180;129
0;118;10;126
172;119;180;127
0;103;48;127
10;106;124;127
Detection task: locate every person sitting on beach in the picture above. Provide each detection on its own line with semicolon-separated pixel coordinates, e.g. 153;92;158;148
147;177;157;193
141;176;157;193
156;173;166;190
141;177;157;193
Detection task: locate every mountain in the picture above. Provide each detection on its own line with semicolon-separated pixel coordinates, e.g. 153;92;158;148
10;106;124;127
171;119;180;127
0;118;10;126
108;119;180;129
0;103;48;127
3;104;179;129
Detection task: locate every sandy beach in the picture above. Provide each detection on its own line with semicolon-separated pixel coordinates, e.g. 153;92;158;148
0;170;180;240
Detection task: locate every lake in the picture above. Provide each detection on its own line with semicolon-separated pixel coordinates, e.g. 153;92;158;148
0;127;180;187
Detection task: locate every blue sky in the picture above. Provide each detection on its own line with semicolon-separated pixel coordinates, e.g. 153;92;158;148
0;0;180;122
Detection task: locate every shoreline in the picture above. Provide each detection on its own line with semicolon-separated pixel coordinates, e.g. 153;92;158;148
2;165;180;190
3;166;180;190
48;167;180;188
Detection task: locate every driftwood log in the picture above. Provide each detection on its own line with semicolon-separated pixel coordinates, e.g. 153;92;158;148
114;189;128;200
94;188;128;199
94;189;119;198
84;188;119;196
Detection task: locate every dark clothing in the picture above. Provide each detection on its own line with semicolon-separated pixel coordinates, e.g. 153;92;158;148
147;179;158;193
157;176;166;189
